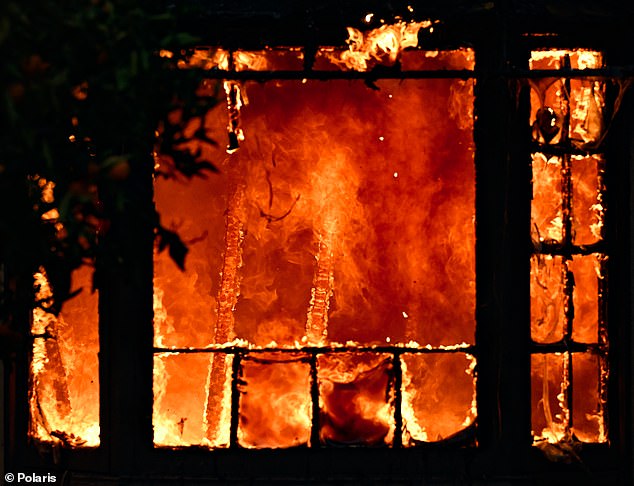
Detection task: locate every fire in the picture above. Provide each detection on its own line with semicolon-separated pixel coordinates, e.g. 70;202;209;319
318;354;394;445
529;49;607;445
177;47;230;70
154;47;476;448
29;173;100;448
401;353;476;444
26;40;612;451
531;353;568;443
529;49;605;149
530;254;565;343
239;354;312;448
30;266;100;447
572;155;604;244
531;154;563;243
331;20;434;71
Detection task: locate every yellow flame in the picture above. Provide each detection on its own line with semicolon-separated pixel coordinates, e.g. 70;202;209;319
233;51;269;71
31;267;100;447
332;20;433;71
177;48;230;70
41;208;59;221
529;49;603;70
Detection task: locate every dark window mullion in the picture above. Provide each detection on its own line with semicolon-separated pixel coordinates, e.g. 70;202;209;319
474;28;532;463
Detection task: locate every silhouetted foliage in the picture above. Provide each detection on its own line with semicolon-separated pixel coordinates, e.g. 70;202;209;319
0;0;220;331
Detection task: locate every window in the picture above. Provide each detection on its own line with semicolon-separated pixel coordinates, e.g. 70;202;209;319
153;39;478;448
30;265;100;447
14;9;633;484
528;50;608;447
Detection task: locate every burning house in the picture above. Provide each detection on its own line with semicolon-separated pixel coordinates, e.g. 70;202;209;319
4;1;634;484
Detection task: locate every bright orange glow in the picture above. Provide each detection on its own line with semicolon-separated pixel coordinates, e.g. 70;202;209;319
330;20;434;71
239;354;312;448
529;50;605;149
530;254;565;343
401;353;476;444
530;49;607;446
529;49;603;70
30;266;100;447
531;153;563;244
177;47;304;72
154;47;476;448
318;353;394;445
178;47;230;70
572;353;606;443
570;254;602;344
531;353;568;443
571;155;603;245
153;353;231;447
401;48;475;71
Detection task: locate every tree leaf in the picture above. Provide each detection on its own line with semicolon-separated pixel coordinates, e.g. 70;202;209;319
156;226;188;270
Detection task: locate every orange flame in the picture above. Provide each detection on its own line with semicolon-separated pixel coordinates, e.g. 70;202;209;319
331;20;434;71
30;266;100;447
153;48;475;448
530;49;607;445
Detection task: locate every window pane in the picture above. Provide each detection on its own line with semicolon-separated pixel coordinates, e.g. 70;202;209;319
572;352;607;443
571;155;603;246
154;353;232;448
30;266;100;447
154;48;475;448
531;353;568;443
401;353;476;444
153;103;230;349
531;153;563;243
318;353;394;446
531;255;565;343
570;254;600;344
155;76;475;349
238;354;312;448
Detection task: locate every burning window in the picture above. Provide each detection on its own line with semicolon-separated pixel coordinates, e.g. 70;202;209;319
30;266;100;447
25;34;616;458
529;50;608;446
153;32;477;448
28;174;100;448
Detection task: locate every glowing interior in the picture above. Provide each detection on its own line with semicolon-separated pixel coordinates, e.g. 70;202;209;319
153;46;476;448
529;49;608;445
30;266;100;447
